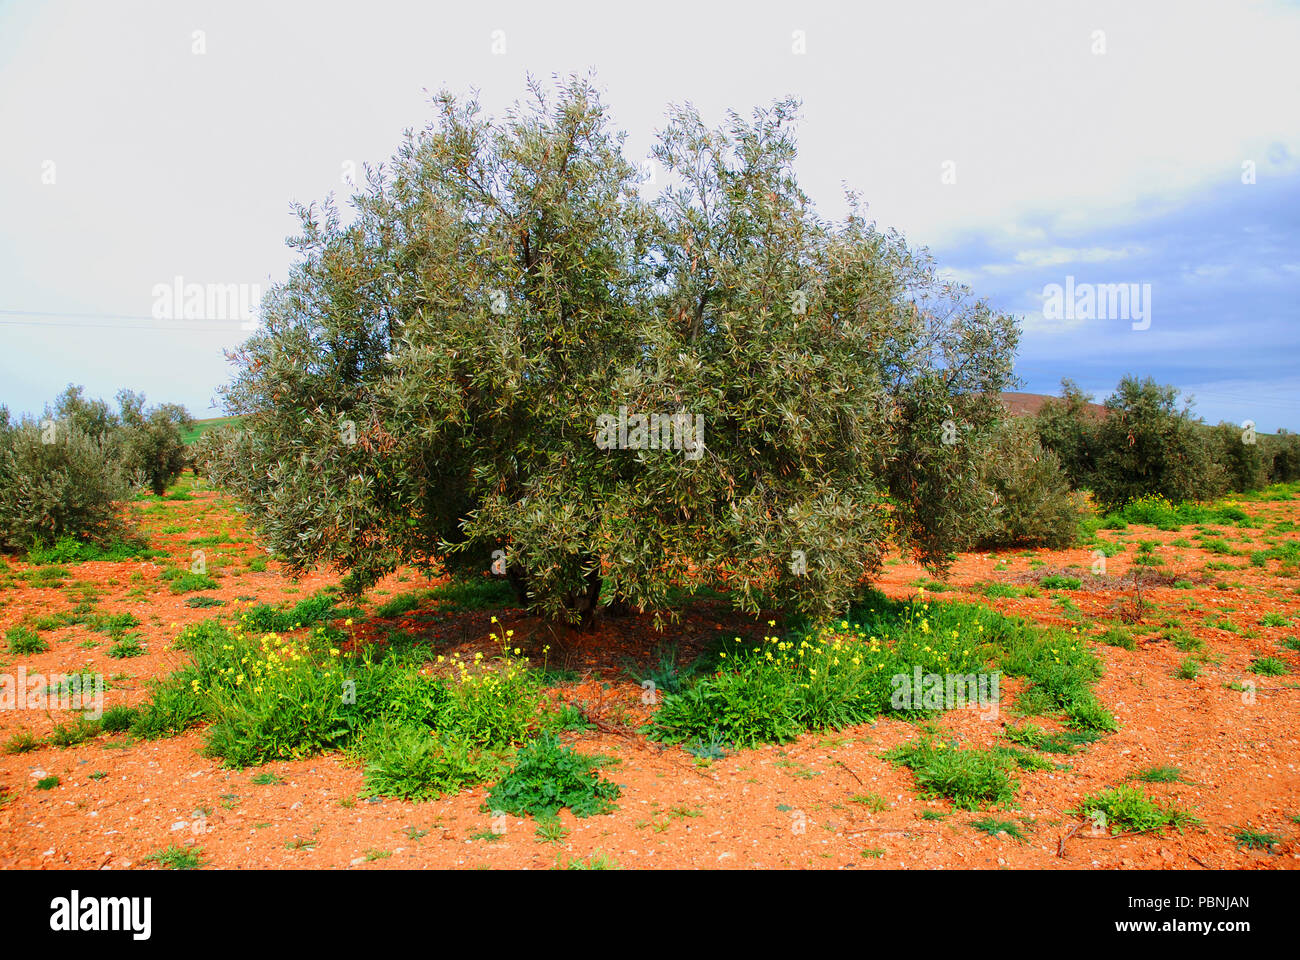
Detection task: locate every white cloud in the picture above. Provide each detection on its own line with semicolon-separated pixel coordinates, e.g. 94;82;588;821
1;0;1298;416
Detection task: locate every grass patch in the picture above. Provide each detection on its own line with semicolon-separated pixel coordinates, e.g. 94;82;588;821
355;721;503;801
1250;657;1288;676
970;816;1027;841
4;731;42;754
48;715;102;747
100;705;138;733
133;614;553;808
1106;496;1249;532
240;590;339;632
558;851;618;870
143;845;206;869
1039;575;1082;590
107;634;146;659
485;733;619;819
169;572;220;594
6;625;47;655
1231;826;1281;851
26;536;164;565
1097;626;1136;651
849;792;889;812
1133;765;1185;784
1071;784;1199;835
1002;722;1099;755
1164;628;1204;652
650;593;1112;750
885;739;1018;810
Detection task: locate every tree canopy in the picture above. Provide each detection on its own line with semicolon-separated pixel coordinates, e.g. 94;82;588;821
200;76;1019;625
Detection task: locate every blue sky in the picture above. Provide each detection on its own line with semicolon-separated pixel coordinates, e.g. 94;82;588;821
2;0;1298;428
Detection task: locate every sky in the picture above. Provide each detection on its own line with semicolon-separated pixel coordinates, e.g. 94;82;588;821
1;0;1298;428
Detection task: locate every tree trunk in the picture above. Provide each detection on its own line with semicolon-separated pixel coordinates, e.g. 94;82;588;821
508;561;603;630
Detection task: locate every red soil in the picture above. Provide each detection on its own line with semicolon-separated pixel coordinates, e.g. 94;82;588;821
1;487;1297;870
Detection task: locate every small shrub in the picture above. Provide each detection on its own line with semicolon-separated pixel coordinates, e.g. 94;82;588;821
357;721;501;800
1231;827;1281;851
486;733;620;819
107;634;145;659
1250;657;1288;676
131;673;205;739
886;739;1018;810
169;572;219;594
6;625;47;655
623;642;691;696
1039;575;1082;590
4;731;42;754
1071;784;1199;834
1098;626;1136;651
970;816;1027;841
0;417;132;550
100;705;138;733
143;845;206;870
967;418;1088;550
1164;628;1204;653
48;715;102;747
534;817;569;845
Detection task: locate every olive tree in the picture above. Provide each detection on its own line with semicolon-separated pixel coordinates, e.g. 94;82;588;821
116;390;194;496
200;77;1018;625
1090;376;1226;509
0;416;132;549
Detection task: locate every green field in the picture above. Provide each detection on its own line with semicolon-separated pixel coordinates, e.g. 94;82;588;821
180;416;242;445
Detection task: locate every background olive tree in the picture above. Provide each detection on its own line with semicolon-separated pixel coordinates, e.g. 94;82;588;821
0;385;192;551
0;413;132;550
1084;376;1226;509
967;417;1086;549
200;77;1018;625
116;390;194;496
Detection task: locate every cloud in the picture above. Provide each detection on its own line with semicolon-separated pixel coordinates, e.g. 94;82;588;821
939;170;1300;430
0;0;1297;427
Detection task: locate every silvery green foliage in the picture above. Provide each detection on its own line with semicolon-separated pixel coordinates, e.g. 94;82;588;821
1264;430;1300;483
0;418;132;549
1208;421;1268;494
200;77;1018;625
1089;376;1227;510
116;391;194;496
1033;378;1098;489
968;418;1086;549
